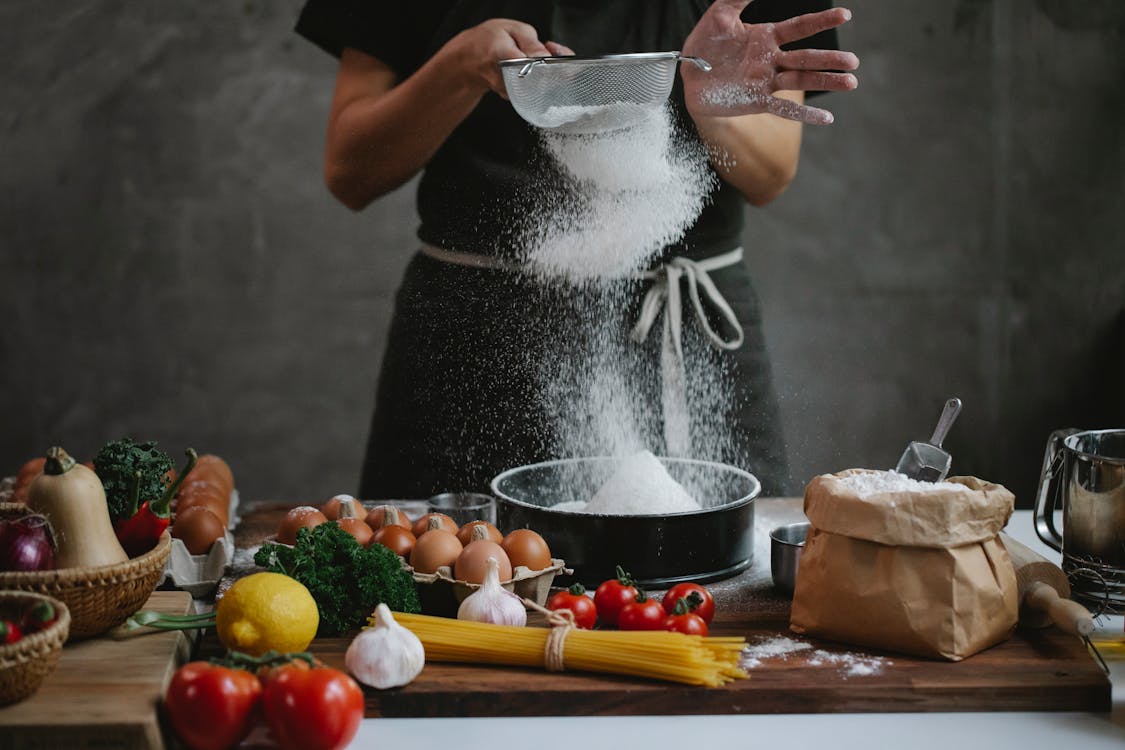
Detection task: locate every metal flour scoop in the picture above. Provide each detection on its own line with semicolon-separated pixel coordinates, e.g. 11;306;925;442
895;397;963;482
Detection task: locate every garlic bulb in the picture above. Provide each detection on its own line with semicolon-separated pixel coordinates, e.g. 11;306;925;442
457;556;527;626
345;603;425;689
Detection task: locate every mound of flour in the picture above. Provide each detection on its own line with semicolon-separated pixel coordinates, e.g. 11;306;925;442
836;470;971;497
555;451;701;515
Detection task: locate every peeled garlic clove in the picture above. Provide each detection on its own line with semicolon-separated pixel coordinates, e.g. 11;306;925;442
345;603;425;689
457;556;527;627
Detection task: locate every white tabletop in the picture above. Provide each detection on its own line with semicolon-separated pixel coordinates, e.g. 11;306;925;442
346;510;1125;750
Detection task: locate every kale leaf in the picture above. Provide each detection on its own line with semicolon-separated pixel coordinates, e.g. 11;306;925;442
93;438;174;521
254;522;420;636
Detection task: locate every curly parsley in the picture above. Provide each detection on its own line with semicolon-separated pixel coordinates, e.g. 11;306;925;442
254;522;420;636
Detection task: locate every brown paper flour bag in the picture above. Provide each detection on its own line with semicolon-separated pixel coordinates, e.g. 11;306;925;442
789;469;1018;661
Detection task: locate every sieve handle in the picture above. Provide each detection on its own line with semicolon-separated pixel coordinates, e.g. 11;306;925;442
517;58;547;78
678;55;712;72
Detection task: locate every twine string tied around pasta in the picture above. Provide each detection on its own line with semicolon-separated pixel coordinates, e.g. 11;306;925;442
523;598;575;672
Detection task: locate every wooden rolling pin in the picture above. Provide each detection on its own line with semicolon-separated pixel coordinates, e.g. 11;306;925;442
1001;533;1094;637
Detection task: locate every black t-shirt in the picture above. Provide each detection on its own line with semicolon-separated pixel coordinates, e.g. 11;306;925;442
296;0;838;260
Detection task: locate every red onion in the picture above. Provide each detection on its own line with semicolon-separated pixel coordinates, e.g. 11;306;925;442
0;513;56;572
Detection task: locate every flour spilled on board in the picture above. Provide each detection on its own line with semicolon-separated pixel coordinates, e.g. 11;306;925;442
740;635;892;678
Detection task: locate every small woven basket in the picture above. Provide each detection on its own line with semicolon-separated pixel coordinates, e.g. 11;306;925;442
0;503;171;639
0;591;70;706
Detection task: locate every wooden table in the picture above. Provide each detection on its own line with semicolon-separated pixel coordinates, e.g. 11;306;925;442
0;591;193;750
216;498;1112;717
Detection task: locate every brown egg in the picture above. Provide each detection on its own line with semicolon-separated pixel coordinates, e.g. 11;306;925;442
277;505;327;545
500;529;552;571
192;454;234;492
337;517;374;546
366;505;411;531
409;529;463;574
454;540;512;584
176;481;230;526
455;521;503;547
373;524;416;558
411;513;459;538
172;506;226;555
320;494;357;521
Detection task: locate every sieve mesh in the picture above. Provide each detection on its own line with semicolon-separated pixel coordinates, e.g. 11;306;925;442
499;52;708;135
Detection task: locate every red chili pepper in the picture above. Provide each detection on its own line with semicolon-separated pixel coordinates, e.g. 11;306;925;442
114;449;197;557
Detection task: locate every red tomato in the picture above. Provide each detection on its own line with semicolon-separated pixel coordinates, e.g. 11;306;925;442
663;597;709;636
617;592;666;631
165;662;262;750
1;620;22;644
593;565;639;627
547;583;597;629
261;665;364;750
661;583;715;624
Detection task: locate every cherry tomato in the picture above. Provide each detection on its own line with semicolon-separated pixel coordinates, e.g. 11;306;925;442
547;583;597;629
617;591;666;631
663;597;709;636
593;565;639;627
261;664;364;750
661;583;715;624
165;662;262;750
1;620;22;644
20;600;56;633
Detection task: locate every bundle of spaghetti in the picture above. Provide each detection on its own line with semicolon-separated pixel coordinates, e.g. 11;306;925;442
391;611;747;687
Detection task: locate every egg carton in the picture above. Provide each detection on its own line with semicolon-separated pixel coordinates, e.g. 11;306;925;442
411;559;571;617
161;489;241;598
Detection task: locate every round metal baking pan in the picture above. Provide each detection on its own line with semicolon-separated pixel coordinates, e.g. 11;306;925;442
492;456;759;588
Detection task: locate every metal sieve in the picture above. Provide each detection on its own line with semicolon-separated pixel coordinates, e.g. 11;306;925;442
498;52;711;135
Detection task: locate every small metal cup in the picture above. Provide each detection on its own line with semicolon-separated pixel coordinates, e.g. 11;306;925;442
428;492;496;526
770;522;809;594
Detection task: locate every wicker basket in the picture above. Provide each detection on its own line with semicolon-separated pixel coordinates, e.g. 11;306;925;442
0;591;70;706
0;504;171;639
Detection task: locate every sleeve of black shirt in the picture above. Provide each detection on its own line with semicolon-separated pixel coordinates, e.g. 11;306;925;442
294;0;453;78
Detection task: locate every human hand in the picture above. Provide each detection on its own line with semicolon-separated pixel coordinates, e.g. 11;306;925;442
443;19;574;100
681;0;859;125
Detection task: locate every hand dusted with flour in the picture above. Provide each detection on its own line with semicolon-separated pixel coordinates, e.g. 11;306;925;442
682;0;859;125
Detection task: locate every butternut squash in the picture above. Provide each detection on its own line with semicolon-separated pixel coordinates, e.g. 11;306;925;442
27;446;129;568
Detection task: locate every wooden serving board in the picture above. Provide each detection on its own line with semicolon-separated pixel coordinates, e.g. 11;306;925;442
0;591;193;750
214;502;1112;717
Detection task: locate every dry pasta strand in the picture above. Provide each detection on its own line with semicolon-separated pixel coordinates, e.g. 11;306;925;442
388;611;748;687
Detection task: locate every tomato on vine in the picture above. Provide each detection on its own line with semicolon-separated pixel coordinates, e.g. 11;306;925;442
593;565;639;627
617;590;666;631
261;661;364;750
661;583;715;624
164;661;262;750
663;597;709;636
547;583;597;629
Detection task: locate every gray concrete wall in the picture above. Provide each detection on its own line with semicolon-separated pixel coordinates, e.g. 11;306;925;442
1;1;1122;507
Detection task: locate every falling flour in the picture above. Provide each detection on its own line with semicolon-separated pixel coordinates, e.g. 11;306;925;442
523;104;715;281
835;470;971;497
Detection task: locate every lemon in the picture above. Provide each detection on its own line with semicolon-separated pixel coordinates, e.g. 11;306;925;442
215;572;319;656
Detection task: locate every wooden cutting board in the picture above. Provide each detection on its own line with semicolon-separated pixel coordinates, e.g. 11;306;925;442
215;502;1111;717
0;591;193;750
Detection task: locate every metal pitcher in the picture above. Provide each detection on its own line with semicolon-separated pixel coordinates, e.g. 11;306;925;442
1035;428;1125;613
